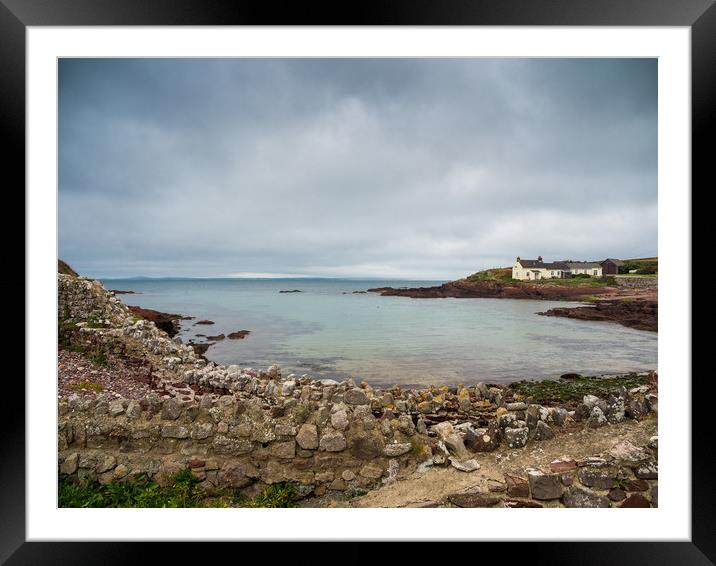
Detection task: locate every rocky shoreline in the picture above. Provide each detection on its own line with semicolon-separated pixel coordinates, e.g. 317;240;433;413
58;270;658;507
538;299;657;332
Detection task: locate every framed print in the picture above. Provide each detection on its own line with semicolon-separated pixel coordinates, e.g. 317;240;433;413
7;0;706;563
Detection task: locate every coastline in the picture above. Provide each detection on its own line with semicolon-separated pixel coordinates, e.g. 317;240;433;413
58;271;658;508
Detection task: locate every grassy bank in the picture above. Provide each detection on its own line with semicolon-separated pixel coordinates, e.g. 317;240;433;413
59;469;301;508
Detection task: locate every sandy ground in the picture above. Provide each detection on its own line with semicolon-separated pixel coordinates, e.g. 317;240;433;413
304;416;657;508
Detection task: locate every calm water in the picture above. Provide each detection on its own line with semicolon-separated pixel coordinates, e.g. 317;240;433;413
101;278;657;387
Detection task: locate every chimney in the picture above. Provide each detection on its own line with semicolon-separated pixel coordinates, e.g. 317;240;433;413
516;256;520;262
537;255;543;262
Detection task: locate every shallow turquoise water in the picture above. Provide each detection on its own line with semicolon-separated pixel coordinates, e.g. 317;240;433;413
101;278;657;387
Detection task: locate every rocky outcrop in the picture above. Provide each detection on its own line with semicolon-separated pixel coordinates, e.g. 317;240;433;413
367;278;617;301
538;299;657;332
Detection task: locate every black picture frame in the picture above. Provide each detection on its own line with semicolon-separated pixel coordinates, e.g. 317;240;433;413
6;1;704;563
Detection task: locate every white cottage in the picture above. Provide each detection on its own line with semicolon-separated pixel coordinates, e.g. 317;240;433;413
512;257;603;280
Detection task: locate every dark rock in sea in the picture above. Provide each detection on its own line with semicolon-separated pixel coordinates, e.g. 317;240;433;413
195;320;215;325
538;299;657;332
560;373;581;380
110;289;140;294
127;305;188;338
228;330;251;340
279;289;303;293
206;334;225;341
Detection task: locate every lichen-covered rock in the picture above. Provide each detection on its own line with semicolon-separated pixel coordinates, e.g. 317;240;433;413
344;388;369;405
504;427;529;449
319;431;347;452
528;470;562;500
577;465;618;489
587;406;607;428
465;424;501;452
161;398;182;420
383;442;411;457
449;458;480;472
562;486;611;508
296;424;319;449
634;460;658;479
60;452;79;475
533;421;555;440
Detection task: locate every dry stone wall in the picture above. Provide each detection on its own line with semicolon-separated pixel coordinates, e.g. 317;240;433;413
613;275;658;289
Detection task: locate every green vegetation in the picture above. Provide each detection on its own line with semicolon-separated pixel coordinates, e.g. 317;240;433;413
237;482;300;508
59;469;213;508
509;373;650;404
58;259;79;277
619;257;658;275
69;380;104;393
343;488;368;501
59;472;301;508
467;267;513;283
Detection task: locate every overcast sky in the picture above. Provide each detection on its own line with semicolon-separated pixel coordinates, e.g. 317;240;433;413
59;58;657;279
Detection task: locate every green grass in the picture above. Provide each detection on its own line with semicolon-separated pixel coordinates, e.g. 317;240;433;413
509;373;650;405
59;472;301;508
59;469;213;508
467;268;513;283
237;482;300;508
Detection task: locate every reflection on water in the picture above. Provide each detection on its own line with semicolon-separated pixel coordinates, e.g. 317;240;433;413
102;278;658;386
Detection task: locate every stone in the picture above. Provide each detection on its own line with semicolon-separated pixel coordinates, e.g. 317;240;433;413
296;424;319;450
505;474;530;497
359;463;384;479
587;406;607;428
626;397;649;420
433;421;454;440
319;431;347;452
645;393;658;414
384;442;411;457
533;421;555;440
573;403;591;422
634;460;658;479
161;398;182;420
525;405;541;430
550;458;577;473
190;422;213;440
328;478;347;491
126;400;142;420
577;466;619;490
281;380;295;396
443;433;470;460
504;427;529;449
447;493;500;507
161;424;190;438
605;393;626;423
626;479;650;491
344;388;369;405
528;470;562;500
609;440;650;465
109;399;125;417
650;486;658;507
583;395;605;411
95;455;116;474
562;486;611;508
506;402;527;411
350;435;383;460
270;440;296;459
113;464;128;479
550;407;568;427
465;424;501;452
397;415;416;436
449;458;480;472
342;470;356;482
620;494;651;508
217;460;257;488
60;453;78;475
608;488;627;502
330;409;350;431
487;479;507;492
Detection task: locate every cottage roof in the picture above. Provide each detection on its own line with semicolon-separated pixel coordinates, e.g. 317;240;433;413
602;258;624;265
562;261;602;269
517;259;569;270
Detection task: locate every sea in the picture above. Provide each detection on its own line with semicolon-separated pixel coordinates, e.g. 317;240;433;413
100;278;657;388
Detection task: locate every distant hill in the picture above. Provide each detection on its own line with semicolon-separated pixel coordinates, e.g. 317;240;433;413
58;260;79;277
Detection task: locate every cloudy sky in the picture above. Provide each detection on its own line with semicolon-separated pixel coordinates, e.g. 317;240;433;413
59;58;657;279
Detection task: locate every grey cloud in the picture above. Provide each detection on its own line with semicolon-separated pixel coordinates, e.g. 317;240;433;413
59;58;657;278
